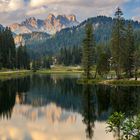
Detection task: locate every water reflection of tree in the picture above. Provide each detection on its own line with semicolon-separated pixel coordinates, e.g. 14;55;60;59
16;76;31;93
110;86;140;116
96;85;111;117
0;80;16;119
107;86;140;140
82;84;96;139
0;76;31;119
96;85;140;117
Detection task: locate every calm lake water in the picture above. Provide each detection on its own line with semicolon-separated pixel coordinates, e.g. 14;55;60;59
0;74;140;140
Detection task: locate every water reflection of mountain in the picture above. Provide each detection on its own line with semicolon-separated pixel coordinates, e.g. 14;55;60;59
0;74;140;121
13;103;77;124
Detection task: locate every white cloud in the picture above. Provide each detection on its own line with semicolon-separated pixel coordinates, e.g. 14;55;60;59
132;16;140;22
8;0;24;11
30;0;130;8
0;0;137;25
30;0;56;7
0;0;24;12
29;0;131;21
132;7;140;22
26;7;47;16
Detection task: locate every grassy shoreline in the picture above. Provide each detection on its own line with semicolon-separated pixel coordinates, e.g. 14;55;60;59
0;70;32;80
36;66;84;74
36;70;83;75
78;79;140;86
0;68;140;86
102;79;140;86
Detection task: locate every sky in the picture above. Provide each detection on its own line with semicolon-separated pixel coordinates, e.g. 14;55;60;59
0;0;140;25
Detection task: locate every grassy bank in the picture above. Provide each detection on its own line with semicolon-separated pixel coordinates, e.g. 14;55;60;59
78;78;140;86
102;79;140;86
37;66;84;74
0;70;32;80
77;79;102;85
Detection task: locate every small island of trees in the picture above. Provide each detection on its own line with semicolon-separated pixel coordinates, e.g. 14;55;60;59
82;7;140;83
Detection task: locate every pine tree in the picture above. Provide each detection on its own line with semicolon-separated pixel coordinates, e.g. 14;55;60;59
16;45;30;69
96;45;110;78
0;30;3;69
8;28;16;69
134;50;140;80
124;22;135;78
0;27;16;69
111;7;126;79
82;24;95;79
32;60;37;72
16;45;23;69
23;45;30;69
43;56;52;69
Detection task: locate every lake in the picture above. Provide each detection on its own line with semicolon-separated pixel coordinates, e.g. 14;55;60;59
0;74;140;140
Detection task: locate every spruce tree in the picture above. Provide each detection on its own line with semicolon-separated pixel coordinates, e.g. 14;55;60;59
16;45;30;69
134;50;140;80
111;7;126;79
16;45;23;69
32;60;37;72
124;22;135;78
8;28;16;69
0;27;16;69
82;24;95;79
96;45;110;78
43;56;52;69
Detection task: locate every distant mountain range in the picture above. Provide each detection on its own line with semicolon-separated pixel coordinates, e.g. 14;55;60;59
9;14;79;35
1;15;140;58
20;16;140;58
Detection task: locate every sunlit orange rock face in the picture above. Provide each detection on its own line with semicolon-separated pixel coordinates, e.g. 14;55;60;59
9;23;21;30
45;14;78;34
14;35;25;45
9;14;79;35
66;15;77;22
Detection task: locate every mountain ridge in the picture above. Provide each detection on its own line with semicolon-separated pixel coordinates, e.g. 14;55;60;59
9;14;79;35
1;15;140;59
24;16;140;58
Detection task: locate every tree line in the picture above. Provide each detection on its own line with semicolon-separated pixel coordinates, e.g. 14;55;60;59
56;46;82;66
82;7;140;80
32;56;53;71
0;27;30;70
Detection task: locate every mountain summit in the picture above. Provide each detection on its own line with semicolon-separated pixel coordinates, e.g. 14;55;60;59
9;14;79;35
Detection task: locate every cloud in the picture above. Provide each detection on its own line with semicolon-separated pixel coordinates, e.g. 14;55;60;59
132;16;140;22
8;0;24;11
0;0;138;25
30;0;129;8
29;0;131;21
30;0;56;7
26;7;48;16
132;7;140;22
0;0;24;12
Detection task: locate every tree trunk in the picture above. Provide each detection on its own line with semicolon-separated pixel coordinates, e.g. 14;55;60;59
94;68;97;79
135;68;138;81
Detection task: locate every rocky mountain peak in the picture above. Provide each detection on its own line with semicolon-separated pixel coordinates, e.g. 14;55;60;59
9;23;21;30
21;17;37;28
9;14;79;35
47;13;55;21
67;15;77;22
